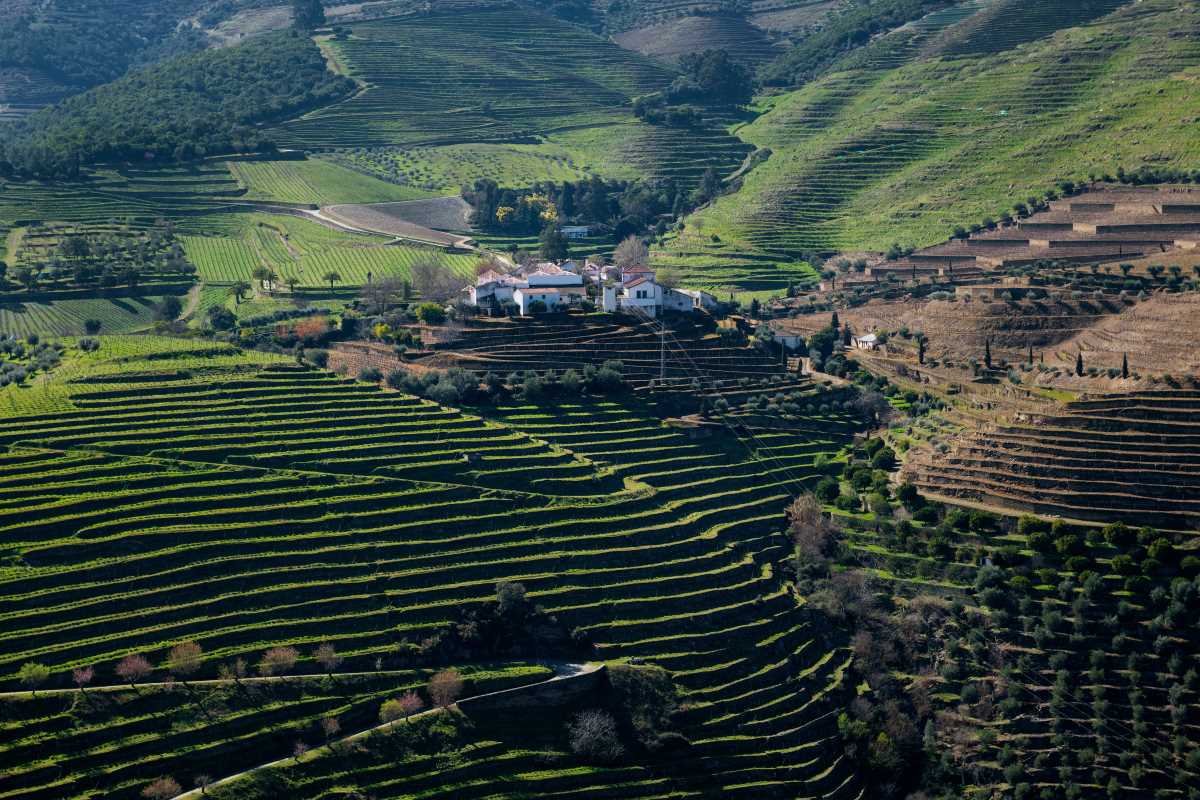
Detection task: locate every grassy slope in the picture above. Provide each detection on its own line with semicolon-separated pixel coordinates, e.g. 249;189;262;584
226;157;436;205
181;213;477;288
272;8;751;193
668;0;1200;261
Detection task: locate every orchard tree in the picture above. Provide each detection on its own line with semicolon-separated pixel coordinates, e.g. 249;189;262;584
428;668;464;709
613;236;649;269
18;662;50;696
166;641;203;683
313;643;342;677
258;646;299;677
72;665;94;692
567;709;624;764
141;777;181;800
116;653;153;688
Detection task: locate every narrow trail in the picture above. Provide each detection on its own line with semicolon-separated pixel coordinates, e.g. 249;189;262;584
177;283;203;323
166;662;600;800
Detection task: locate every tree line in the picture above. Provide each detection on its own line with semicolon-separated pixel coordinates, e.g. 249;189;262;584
0;31;354;177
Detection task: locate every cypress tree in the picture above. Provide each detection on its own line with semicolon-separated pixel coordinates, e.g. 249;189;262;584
984;338;992;370
1122;352;1129;379
1076;351;1084;377
830;310;840;332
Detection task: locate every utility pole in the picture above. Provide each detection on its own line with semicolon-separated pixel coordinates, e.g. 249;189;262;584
660;321;666;381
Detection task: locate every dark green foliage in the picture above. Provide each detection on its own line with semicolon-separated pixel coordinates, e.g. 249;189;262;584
206;306;237;332
292;0;326;31
606;664;683;752
761;0;951;87
0;33;354;177
2;222;194;294
0;0;210;95
415;581;588;662
539;223;569;261
464;177;683;236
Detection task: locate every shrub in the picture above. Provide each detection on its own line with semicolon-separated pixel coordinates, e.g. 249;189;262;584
416;302;446;325
142;778;181;800
814;477;840;503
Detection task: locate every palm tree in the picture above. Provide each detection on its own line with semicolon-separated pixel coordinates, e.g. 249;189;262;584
267;269;279;296
323;271;341;292
286;275;299;295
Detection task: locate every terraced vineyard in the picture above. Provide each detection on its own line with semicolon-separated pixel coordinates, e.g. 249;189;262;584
0;295;177;338
0;337;865;799
907;390;1200;530
226;157;434;206
273;8;751;192
666;0;1200;261
0;161;244;234
181;214;476;288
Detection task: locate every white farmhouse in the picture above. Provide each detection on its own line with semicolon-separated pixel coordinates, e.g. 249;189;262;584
514;287;563;315
601;275;699;318
469;270;522;307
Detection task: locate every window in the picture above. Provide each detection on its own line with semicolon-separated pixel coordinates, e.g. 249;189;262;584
636;290;647;299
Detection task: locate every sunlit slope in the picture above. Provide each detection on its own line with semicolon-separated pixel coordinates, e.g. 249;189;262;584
271;7;751;192
671;0;1200;259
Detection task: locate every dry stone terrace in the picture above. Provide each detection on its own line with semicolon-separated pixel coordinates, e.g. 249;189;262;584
850;186;1200;286
0;346;865;799
343;313;794;389
906;390;1200;531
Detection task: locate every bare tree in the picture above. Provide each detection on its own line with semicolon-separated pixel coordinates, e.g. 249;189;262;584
258;646;299;677
320;715;340;747
359;277;405;315
166;641;203;683
194;774;212;795
116;654;153;688
428;668;464;709
854;389;893;428
614;236;649;269
411;255;461;303
141;777;181;800
293;741;309;763
313;643;342;678
567;709;624;763
787;493;836;563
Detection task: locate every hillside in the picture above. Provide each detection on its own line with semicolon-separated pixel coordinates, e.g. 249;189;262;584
660;0;1200;266
0;0;233;118
272;7;753;192
0;336;864;800
0;32;354;177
